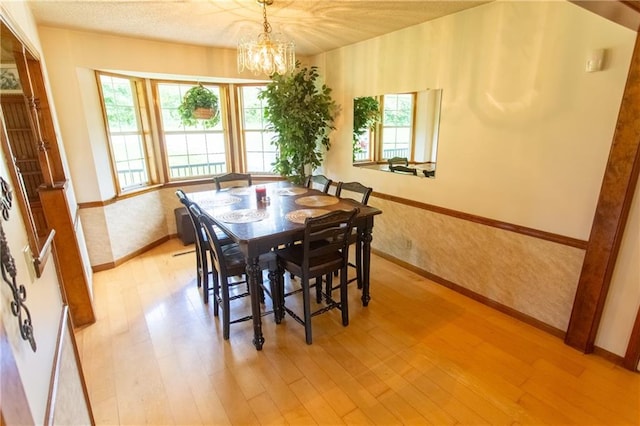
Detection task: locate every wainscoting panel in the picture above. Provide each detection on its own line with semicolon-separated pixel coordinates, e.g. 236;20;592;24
77;207;113;267
104;191;168;261
370;197;586;331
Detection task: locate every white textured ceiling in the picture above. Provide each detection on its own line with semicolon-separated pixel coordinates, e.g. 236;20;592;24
27;0;490;56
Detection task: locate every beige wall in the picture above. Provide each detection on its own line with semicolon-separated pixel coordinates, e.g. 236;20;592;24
0;3;66;422
319;1;638;356
36;1;639;358
321;1;634;240
38;27;273;203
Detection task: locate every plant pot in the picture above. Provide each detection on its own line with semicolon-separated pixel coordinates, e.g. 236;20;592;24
193;107;215;120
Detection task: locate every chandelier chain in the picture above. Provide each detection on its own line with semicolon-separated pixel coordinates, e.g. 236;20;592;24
262;1;272;35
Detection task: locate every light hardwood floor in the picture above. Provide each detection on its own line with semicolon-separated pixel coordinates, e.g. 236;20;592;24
75;238;639;425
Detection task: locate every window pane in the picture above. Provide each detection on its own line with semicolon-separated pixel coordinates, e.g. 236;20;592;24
354;130;371;161
124;135;144;158
110;136;128;162
381;93;413;159
98;74;150;190
245;132;266;151
165;135;188;156
186;133;207;155
240;85;274;174
161;109;182;131
157;82;227;179
246;152;266;172
396;127;411;143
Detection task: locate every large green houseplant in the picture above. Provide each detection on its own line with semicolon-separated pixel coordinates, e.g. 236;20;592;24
259;63;338;184
178;83;220;128
352;96;380;161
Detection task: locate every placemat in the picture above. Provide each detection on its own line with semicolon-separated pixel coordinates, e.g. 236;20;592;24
285;209;330;224
228;187;252;196
199;195;241;208
295;195;340;207
216;209;268;224
274;187;308;196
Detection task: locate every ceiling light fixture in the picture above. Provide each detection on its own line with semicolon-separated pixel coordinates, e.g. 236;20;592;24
237;0;295;77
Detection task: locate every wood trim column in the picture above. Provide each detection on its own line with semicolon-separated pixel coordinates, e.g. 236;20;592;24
39;181;95;327
565;32;640;353
624;306;640;370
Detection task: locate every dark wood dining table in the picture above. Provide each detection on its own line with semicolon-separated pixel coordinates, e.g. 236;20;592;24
190;181;382;350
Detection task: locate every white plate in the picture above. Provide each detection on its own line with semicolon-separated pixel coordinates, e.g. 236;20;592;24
285;209;330;224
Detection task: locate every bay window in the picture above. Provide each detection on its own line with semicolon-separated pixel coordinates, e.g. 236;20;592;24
96;72;273;192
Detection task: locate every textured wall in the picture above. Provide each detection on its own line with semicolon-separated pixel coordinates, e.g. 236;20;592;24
370;197;585;331
79;183;215;267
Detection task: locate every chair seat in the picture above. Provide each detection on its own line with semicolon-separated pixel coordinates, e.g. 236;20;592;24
220;243;246;273
277;245;342;278
221;244;277;274
215;227;233;245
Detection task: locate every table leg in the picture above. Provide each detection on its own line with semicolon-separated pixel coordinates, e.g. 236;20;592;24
361;226;373;307
246;257;264;350
268;267;283;324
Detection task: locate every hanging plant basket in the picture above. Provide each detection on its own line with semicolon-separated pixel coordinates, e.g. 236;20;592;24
193;107;215;120
178;83;220;128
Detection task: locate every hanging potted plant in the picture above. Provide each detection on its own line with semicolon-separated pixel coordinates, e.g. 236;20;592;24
352;96;380;161
259;63;338;184
178;83;220;128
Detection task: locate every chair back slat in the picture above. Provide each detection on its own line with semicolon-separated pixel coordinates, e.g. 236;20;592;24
190;204;227;277
336;181;372;205
214;172;252;190
387;156;408;167
305;174;332;193
302;209;358;270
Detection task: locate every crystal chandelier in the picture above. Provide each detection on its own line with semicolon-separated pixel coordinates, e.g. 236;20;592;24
237;0;295;76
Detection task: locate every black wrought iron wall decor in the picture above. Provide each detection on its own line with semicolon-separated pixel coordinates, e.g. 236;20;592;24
0;176;36;351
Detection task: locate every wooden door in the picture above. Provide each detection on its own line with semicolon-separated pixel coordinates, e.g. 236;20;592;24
0;94;48;237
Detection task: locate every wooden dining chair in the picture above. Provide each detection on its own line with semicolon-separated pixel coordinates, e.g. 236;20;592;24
387;156;408;167
390;165;417;175
175;189;232;303
275;208;358;344
214;172;252;191
192;204;279;339
304;174;332;193
335;181;373;291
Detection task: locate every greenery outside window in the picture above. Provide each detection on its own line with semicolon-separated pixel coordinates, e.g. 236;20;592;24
98;73;152;192
156;82;227;180
239;85;276;174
